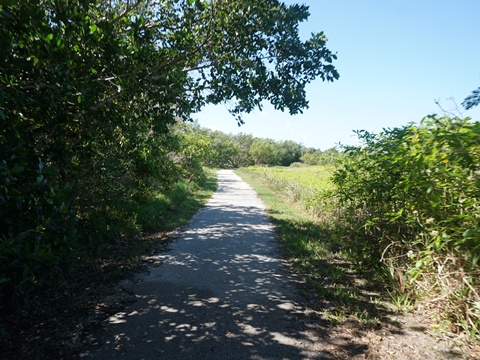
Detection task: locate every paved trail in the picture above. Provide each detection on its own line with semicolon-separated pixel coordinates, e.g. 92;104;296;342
80;170;330;359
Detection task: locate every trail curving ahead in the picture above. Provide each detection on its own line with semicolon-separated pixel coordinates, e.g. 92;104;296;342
79;170;331;359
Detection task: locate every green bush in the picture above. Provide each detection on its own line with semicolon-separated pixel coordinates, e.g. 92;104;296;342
332;115;480;338
0;146;76;308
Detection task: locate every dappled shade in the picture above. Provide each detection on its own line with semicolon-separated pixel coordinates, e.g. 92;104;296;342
78;171;357;359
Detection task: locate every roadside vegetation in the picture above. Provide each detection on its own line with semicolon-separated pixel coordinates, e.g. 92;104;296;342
334;116;480;342
1;169;217;358
236;115;480;346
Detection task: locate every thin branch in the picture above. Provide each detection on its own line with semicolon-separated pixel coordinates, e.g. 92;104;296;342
434;98;464;119
111;0;143;24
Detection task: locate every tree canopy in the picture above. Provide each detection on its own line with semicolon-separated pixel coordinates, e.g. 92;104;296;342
0;0;338;306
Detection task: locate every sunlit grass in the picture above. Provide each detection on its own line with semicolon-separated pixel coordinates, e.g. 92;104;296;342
260;165;334;190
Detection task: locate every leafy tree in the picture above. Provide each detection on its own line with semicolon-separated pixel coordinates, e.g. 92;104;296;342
230;133;256;167
300;152;319;165
332;116;480;333
300;147;343;166
172;122;213;182
200;129;240;168
277;140;304;166
249;139;280;165
0;0;338;304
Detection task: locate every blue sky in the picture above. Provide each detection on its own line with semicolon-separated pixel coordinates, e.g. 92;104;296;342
194;0;480;150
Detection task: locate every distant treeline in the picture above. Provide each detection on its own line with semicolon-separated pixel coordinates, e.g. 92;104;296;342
189;122;343;168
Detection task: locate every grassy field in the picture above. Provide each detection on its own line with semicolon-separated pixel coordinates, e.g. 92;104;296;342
241;166;338;220
252;165;335;189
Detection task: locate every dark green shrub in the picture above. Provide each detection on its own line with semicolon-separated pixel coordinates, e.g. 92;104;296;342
0;139;76;308
332;115;480;338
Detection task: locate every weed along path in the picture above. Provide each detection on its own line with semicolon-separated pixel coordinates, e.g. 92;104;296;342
79;170;338;359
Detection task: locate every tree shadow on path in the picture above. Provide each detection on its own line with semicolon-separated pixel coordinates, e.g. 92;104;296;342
77;171;371;359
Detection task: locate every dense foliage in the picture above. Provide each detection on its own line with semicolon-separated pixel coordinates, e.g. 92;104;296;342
0;0;338;308
332;116;480;338
463;86;480;110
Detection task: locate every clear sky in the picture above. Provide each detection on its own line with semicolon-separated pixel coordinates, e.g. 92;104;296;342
194;0;480;150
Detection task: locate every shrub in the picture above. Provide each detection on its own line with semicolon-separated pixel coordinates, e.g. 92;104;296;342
332;115;480;338
0;151;76;308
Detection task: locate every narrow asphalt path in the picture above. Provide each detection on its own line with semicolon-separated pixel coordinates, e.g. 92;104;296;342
79;170;331;359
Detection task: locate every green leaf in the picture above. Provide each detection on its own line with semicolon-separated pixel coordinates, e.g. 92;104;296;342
36;175;45;185
195;0;205;11
10;165;25;175
0;0;18;6
59;203;68;214
89;24;97;34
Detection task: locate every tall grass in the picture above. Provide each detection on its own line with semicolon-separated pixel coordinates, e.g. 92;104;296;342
245;166;339;221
